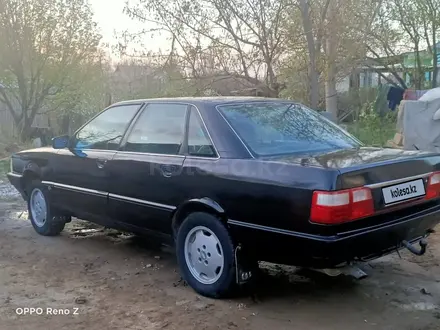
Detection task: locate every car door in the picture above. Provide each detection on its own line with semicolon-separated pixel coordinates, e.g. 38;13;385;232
107;103;188;235
49;103;142;221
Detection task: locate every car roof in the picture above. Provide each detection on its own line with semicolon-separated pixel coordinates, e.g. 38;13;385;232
112;96;298;107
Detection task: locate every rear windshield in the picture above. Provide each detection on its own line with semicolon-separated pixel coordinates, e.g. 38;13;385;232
218;102;362;157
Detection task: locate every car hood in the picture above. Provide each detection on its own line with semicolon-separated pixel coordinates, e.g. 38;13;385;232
263;147;437;170
14;147;55;155
13;147;57;159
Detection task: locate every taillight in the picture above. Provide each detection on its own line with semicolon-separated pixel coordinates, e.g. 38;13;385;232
311;187;374;224
426;172;440;199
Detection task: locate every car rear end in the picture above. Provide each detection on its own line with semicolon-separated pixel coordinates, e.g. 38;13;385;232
305;152;440;267
243;155;440;268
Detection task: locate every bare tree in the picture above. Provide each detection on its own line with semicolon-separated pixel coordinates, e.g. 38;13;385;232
124;0;290;97
365;5;409;89
298;0;329;109
0;0;101;140
366;0;440;90
416;0;440;88
291;0;379;116
324;0;381;116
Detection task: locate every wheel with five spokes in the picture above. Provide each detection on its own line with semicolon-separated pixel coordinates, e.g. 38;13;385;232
176;212;236;298
26;181;66;236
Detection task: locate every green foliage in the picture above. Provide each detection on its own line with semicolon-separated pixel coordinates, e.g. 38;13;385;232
347;109;397;147
47;55;110;118
338;88;379;119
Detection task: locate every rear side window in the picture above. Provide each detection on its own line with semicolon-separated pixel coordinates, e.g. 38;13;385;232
124;103;187;155
187;108;216;157
75;104;140;150
218;102;361;157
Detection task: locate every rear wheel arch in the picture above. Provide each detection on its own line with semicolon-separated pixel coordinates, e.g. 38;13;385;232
171;198;227;237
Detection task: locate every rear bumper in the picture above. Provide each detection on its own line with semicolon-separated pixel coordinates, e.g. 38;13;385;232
7;172;25;198
228;205;440;268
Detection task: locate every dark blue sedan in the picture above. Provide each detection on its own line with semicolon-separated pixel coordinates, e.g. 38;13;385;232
7;97;440;298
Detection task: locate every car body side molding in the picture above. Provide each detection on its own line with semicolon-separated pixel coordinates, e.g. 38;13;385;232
108;193;176;211
227;219;331;241
42;181;107;197
7;172;22;178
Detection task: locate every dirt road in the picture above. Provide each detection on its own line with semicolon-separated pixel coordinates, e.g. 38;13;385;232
0;185;440;329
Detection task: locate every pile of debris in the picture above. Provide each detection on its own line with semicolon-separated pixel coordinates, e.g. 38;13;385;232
387;87;440;152
386;102;405;149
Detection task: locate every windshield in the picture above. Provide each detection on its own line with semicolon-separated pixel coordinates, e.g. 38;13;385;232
218;102;362;157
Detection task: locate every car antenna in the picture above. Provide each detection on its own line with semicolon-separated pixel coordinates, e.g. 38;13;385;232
413;144;419;150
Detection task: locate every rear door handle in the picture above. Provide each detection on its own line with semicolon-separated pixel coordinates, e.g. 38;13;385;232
96;158;107;169
162;171;172;178
159;164;179;178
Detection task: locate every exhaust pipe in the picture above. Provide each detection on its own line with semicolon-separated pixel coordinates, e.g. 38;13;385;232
340;265;368;280
308;265;368;280
402;238;428;256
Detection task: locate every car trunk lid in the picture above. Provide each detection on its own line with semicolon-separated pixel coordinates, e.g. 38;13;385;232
322;148;440;235
334;148;440;212
266;147;440;234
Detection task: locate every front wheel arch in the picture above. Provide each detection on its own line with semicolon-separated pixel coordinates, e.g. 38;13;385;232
21;168;41;196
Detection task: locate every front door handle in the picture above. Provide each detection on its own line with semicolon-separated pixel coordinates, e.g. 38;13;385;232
96;158;107;169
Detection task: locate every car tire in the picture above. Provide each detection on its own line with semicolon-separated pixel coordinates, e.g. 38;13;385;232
26;180;66;236
176;212;236;298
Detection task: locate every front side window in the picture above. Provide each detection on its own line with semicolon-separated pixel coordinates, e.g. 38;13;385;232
75;104;140;150
124;103;187;155
218;102;361;157
187;108;216;157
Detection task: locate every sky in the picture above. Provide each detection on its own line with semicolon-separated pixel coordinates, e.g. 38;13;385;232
89;0;167;58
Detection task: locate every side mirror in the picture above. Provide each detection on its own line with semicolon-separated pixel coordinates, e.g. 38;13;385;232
56;135;89;158
52;135;70;149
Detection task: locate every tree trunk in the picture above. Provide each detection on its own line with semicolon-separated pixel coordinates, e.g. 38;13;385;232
18;108;39;141
414;42;423;90
19;115;32;142
325;69;338;119
300;0;319;109
432;26;438;88
309;67;320;109
324;1;338;118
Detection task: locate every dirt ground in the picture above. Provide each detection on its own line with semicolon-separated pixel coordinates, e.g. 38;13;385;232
0;184;440;330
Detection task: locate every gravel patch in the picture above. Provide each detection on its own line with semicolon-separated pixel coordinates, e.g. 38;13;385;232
0;180;20;199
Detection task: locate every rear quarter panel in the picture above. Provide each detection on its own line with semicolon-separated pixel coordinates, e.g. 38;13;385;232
180;158;338;235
